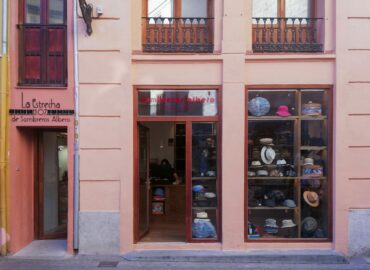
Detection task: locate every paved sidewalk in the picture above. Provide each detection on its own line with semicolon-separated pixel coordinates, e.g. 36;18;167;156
0;255;369;270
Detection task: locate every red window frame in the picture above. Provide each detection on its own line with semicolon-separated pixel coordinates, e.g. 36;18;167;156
19;0;67;87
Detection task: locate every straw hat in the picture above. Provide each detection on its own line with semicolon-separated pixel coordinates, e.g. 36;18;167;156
196;211;208;219
303;191;320;207
303;158;314;166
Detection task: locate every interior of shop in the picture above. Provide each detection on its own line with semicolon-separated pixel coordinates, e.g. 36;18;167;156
38;131;68;239
139;122;186;242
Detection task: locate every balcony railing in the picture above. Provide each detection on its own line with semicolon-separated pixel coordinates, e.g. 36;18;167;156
19;24;67;86
252;17;323;53
142;17;214;53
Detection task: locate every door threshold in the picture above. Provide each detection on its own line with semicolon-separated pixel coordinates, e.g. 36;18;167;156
134;242;222;251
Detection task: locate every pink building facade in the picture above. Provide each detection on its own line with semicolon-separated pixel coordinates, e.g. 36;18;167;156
6;0;370;257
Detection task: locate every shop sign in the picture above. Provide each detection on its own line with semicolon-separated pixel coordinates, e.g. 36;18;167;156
9;92;74;123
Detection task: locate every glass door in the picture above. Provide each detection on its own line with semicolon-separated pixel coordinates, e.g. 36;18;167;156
138;124;150;239
189;122;220;241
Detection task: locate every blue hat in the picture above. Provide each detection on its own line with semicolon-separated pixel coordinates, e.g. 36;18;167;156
153;187;165;196
192;185;205;192
248;97;271;116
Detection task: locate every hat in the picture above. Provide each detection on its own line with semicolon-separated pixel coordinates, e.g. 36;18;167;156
264;218;279;234
304;158;314;166
301;217;318;233
268;190;285;203
282;199;296;208
248;97;271;116
204;192;216;198
196;211;208;219
259;138;273;145
281;219;297;228
153;187;165;196
302;102;322;116
261;146;276;165
276;159;287;166
264;198;276;207
192;185;205;192
276;105;292;117
250;160;262;168
248;171;256;177
303;191;320;207
256;170;268;176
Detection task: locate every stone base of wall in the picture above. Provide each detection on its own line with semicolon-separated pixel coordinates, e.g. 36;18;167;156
79;212;120;254
349;209;370;257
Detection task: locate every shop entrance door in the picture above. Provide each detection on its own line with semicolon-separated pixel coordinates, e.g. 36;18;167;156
134;88;221;243
36;131;68;239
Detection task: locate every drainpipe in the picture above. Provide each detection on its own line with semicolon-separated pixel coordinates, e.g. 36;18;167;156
73;0;80;250
0;0;9;256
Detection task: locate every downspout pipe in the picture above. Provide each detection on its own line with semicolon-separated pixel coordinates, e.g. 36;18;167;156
73;0;80;250
0;0;9;256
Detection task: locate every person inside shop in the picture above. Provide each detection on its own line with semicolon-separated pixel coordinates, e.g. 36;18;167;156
152;159;182;185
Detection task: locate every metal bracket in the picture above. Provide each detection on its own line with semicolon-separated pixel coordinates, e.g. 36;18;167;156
79;0;93;36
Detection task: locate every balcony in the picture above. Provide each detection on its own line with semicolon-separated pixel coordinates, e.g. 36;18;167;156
252;17;323;53
142;17;214;53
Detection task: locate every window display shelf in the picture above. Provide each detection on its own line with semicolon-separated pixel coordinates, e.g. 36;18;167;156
192;177;217;181
248;116;298;121
249;207;297;210
300;146;327;151
301;116;327;120
192;206;217;210
248;177;297;180
299;176;326;180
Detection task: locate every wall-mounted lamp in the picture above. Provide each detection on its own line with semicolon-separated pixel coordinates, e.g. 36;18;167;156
79;0;93;36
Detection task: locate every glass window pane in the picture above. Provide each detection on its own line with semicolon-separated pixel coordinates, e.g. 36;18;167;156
48;0;65;24
148;0;174;17
182;0;207;18
252;0;278;17
247;89;330;241
285;0;310;18
26;0;41;24
138;90;218;116
192;123;218;240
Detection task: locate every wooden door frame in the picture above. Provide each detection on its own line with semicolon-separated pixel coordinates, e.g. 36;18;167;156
34;129;68;240
133;86;222;243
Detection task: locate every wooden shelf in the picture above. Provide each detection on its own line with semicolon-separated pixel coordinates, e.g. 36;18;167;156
300;146;327;151
248;116;298;121
299;176;327;180
192;177;217;181
248;177;297;180
192;206;217;210
301;116;327;120
249;207;297;210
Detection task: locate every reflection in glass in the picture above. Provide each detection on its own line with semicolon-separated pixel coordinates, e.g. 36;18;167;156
26;0;41;24
138;90;218;116
252;0;278;17
48;0;65;24
148;0;174;17
182;0;207;17
286;0;309;18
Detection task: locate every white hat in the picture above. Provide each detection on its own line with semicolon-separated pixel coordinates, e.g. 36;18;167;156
276;159;287;166
257;170;268;176
281;219;297;228
204;192;216;199
261;146;276;164
250;160;262;168
196;211;208;219
259;138;273;145
304;158;314;166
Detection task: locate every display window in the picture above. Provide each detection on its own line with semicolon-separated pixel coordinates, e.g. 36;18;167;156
245;87;332;241
134;87;221;243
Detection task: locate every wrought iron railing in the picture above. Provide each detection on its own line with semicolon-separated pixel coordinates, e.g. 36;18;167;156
18;24;67;86
142;17;214;53
252;17;323;53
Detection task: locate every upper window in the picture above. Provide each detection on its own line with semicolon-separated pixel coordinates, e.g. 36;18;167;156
252;0;312;19
147;0;208;18
19;0;67;86
143;0;213;53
